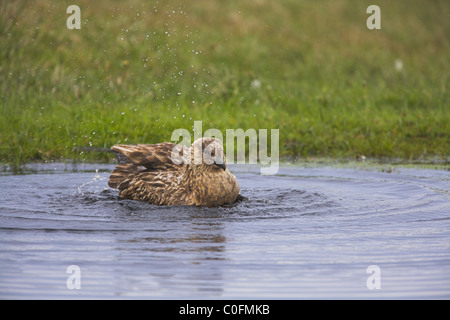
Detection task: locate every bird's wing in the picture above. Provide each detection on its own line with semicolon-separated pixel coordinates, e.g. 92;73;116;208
111;142;187;170
117;171;190;205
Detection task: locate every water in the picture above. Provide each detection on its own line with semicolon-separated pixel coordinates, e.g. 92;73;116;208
0;163;449;299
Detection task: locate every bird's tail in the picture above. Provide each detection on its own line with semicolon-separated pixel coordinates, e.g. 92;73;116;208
108;164;140;189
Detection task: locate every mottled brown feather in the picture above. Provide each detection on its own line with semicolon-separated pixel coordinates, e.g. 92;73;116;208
108;163;140;189
111;143;184;171
108;138;240;207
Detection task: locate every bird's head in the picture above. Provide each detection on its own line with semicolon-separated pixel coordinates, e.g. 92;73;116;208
191;137;227;171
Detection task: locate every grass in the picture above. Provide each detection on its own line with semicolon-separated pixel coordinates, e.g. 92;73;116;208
1;0;449;167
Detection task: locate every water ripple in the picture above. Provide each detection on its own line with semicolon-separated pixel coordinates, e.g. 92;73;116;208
0;164;449;298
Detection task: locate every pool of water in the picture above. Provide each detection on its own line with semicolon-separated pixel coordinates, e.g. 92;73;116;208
1;163;449;299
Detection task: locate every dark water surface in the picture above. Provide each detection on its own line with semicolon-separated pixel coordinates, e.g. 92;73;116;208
1;163;449;299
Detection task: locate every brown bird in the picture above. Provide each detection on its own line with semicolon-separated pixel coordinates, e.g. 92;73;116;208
108;137;240;207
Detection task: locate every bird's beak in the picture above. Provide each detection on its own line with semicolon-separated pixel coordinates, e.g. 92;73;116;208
214;162;226;171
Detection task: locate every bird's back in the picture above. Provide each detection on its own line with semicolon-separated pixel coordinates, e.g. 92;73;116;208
108;143;189;205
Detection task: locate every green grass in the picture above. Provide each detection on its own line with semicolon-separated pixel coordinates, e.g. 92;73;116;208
1;0;449;167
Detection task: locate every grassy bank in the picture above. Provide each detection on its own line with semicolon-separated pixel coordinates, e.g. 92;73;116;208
1;0;449;166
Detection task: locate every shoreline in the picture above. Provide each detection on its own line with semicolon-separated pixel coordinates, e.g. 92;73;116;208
2;157;449;175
